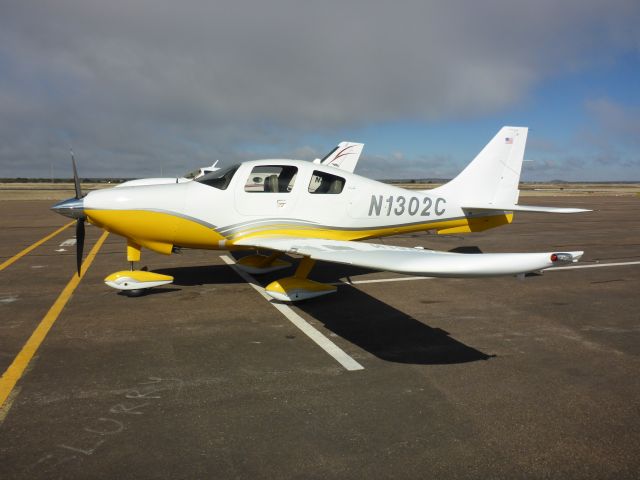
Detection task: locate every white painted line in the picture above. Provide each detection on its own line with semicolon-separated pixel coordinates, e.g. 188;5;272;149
220;255;364;371
332;276;433;286
549;260;640;271
59;239;76;247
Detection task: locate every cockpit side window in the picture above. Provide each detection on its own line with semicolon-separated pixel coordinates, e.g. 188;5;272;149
244;165;298;193
308;170;345;194
196;164;239;190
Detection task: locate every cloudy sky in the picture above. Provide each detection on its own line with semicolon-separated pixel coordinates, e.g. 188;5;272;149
1;0;638;180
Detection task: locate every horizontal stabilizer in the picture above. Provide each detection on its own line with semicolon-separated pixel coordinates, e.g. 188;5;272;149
462;204;591;214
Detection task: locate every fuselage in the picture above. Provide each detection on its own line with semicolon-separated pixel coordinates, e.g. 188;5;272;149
83;159;512;255
115;177;189;188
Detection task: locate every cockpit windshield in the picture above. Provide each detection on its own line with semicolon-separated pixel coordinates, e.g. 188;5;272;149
183;168;202;180
195;164;239;190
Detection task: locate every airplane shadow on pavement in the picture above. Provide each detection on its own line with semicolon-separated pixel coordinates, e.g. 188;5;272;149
156;264;246;286
296;261;493;366
157;258;493;366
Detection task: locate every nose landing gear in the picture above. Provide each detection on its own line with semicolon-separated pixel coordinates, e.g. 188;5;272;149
103;241;173;296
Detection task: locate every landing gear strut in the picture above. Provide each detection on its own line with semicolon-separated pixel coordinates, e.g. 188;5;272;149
235;252;291;274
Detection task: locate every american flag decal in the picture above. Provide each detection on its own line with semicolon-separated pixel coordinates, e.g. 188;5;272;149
505;137;513;144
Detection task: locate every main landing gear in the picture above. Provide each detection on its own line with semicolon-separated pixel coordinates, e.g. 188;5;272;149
236;254;336;302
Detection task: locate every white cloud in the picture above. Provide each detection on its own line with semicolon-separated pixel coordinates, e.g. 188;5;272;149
0;0;639;177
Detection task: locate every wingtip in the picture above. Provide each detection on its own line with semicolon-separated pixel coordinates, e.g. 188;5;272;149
551;251;584;263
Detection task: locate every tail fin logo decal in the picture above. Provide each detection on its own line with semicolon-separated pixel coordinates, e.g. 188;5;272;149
328;145;357;167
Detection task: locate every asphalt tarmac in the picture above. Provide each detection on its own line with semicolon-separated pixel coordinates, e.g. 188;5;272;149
1;196;639;479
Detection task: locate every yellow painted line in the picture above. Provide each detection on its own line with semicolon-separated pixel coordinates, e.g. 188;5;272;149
0;231;109;411
0;220;75;272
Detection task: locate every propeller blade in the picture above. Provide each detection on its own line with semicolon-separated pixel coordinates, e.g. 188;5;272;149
71;150;83;199
76;219;85;276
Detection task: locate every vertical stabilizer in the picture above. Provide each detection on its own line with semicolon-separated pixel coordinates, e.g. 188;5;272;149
434;126;528;206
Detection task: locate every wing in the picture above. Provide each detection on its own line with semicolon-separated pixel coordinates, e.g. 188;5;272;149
234;236;583;277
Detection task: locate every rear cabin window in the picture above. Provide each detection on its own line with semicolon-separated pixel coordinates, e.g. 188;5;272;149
308;171;345;194
244;165;298;193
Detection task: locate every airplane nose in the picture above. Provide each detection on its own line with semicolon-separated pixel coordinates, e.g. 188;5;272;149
51;197;85;219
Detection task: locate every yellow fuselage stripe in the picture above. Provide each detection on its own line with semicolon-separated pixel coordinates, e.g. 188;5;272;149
84;209;513;253
0;231;109;411
0;220;75;272
229;213;512;243
86;209;225;253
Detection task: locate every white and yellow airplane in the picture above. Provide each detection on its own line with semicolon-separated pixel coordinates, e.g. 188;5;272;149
52;127;588;301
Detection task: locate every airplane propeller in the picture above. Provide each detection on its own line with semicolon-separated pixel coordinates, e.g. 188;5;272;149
71;150;83;199
75;218;85;276
71;151;86;275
